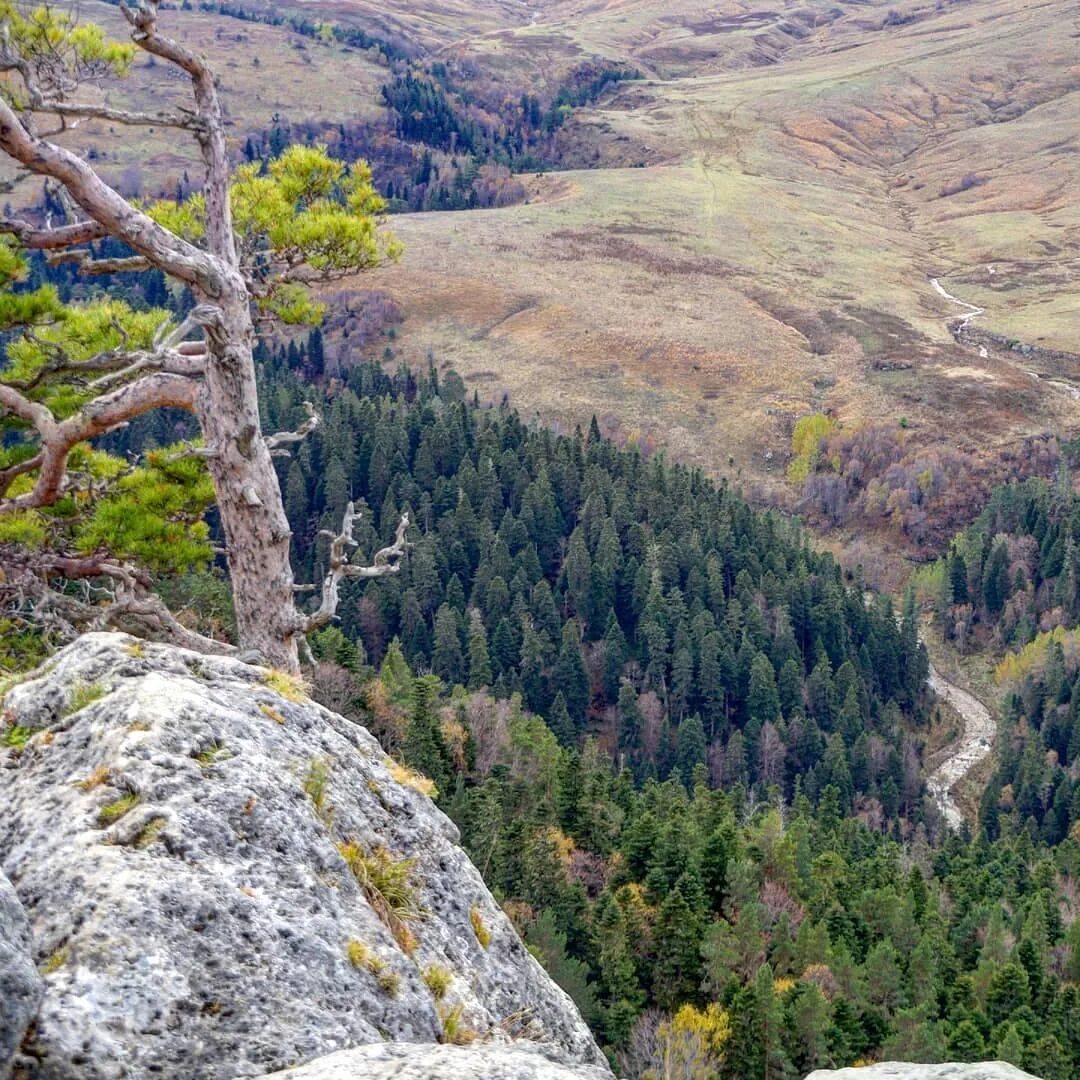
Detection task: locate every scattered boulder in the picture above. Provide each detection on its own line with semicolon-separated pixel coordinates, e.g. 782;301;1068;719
0;634;609;1079
0;872;43;1080
256;1042;616;1079
806;1063;1042;1080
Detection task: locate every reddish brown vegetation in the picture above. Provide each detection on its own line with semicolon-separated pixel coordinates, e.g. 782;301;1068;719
798;424;1060;556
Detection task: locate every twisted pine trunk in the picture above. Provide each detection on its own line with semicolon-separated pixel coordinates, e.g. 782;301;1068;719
196;284;300;671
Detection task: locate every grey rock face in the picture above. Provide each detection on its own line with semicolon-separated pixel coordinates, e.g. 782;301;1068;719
256;1042;616;1079
0;872;43;1079
0;633;609;1079
805;1064;1042;1080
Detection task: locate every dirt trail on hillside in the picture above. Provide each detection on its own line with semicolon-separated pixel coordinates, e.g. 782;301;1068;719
926;664;995;829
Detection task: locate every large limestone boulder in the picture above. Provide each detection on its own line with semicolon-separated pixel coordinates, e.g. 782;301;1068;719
0;633;609;1079
0;872;43;1079
805;1064;1042;1080
257;1042;616;1079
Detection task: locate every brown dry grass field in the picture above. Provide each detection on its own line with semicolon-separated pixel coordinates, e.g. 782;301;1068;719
358;0;1078;495
0;1;389;206
2;0;1077;507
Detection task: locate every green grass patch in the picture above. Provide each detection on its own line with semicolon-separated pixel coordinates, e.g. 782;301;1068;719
97;791;140;827
64;681;107;717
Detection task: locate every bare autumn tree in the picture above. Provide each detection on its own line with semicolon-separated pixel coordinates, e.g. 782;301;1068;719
0;2;406;671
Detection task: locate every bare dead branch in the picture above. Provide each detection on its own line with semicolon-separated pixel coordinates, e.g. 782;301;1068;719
93;592;237;656
36;100;206;131
0;217;109;250
265;402;320;454
0;546;236;656
45;249;152;275
304;505;410;632
120;1;238;266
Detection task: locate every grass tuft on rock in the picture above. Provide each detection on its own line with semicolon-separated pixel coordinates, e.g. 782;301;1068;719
303;757;334;823
438;1003;476;1045
40;947;68;975
337;840;424;953
194;741;231;768
470;905;491;949
2;723;32;749
262;668;307;703
64;680;107;717
98;791;140;827
423;965;453;1001
388;760;437;798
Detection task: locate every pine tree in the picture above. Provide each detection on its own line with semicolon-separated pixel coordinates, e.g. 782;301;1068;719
466;609;493;689
402;674;450;792
432;604;465;686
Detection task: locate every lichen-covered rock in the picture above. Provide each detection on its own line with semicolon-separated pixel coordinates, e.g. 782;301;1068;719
256;1042;616;1079
0;633;609;1079
805;1064;1042;1080
0;871;43;1079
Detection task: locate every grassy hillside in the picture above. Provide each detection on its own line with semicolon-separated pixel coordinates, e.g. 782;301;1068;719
0;1;390;205
3;0;1074;542
354;0;1077;516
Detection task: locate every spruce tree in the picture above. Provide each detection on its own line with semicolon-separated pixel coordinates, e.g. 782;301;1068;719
466;609;493;689
432;603;466;686
402;674;450;792
554;621;590;727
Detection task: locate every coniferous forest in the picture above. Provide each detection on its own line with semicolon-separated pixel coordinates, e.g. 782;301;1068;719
249;349;1080;1078
7;231;1080;1080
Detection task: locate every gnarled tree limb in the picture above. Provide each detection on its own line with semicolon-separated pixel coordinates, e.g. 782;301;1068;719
45;249;152;275
0;371;199;510
304;505;410;631
265;402;320;455
120;1;237;267
0;96;219;291
0;545;236;656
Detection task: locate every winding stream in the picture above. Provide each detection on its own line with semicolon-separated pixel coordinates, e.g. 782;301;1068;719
867;588;996;828
925;663;995;829
930;276;989;357
930;276;984;331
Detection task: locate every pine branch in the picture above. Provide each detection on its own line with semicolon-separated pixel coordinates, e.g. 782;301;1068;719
0;372;199;511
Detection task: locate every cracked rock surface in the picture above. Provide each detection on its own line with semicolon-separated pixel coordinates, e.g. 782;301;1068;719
806;1064;1043;1080
0;871;43;1080
255;1042;617;1079
0;633;609;1080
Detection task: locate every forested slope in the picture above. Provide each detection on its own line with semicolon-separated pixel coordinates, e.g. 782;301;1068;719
242;351;1079;1077
921;476;1080;847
